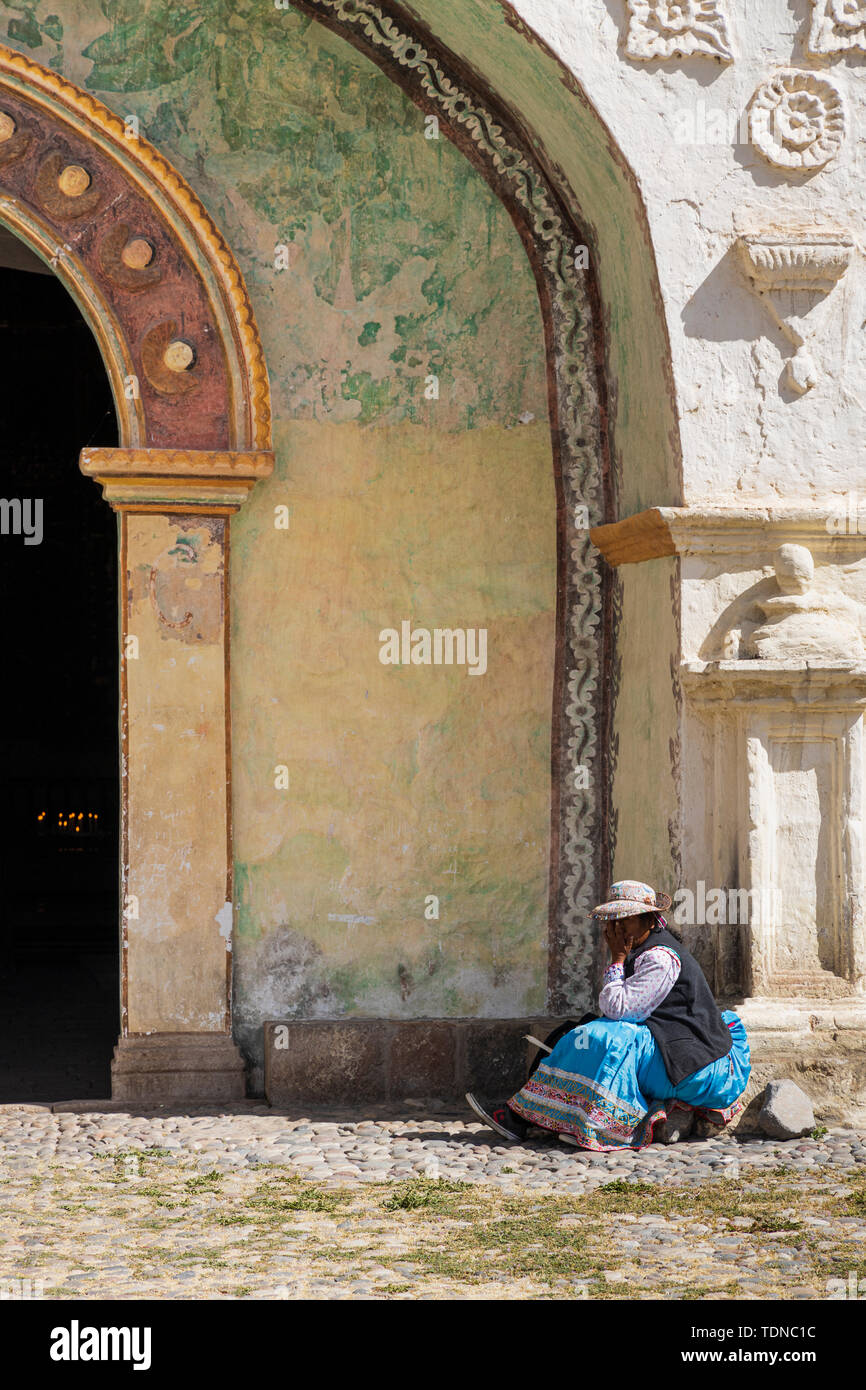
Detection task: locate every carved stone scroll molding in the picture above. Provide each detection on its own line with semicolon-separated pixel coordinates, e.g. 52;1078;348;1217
736;232;853;395
749;71;846;172
808;1;866;57
625;1;734;61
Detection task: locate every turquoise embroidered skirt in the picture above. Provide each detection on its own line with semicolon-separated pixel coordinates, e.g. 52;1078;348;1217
508;1011;750;1151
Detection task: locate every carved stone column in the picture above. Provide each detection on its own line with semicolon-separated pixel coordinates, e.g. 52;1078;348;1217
81;447;272;1101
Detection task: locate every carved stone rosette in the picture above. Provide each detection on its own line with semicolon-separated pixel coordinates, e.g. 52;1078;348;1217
749;71;846;172
808;1;866;56
625;0;734;61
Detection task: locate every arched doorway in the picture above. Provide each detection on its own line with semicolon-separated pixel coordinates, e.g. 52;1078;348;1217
247;1;684;1103
0;255;118;1099
0;8;682;1101
0;42;273;1100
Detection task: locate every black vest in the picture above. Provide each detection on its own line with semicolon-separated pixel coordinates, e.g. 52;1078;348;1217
625;926;732;1084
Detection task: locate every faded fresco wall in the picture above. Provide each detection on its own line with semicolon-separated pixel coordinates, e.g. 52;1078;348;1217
7;2;560;1076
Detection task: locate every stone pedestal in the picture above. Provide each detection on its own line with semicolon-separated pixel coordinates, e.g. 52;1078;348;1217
730;1000;866;1128
112;1034;246;1103
683;661;866;1120
682;662;866;989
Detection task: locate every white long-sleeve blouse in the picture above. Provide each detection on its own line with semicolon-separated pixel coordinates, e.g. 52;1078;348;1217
598;945;681;1022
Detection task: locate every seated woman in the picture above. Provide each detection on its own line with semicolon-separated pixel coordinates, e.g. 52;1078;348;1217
466;880;751;1150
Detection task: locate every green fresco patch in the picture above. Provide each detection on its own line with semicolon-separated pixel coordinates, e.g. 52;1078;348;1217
14;0;546;432
8;14;41;48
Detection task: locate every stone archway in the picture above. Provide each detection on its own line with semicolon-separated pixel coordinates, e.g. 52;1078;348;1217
288;0;610;1020
0;42;273;1099
258;1;683;1103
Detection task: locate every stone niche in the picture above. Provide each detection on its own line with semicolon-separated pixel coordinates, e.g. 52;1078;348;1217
682;662;865;1000
676;509;866;1124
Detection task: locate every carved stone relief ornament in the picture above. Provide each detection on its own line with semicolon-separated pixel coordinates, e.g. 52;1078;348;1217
743;545;865;660
737;231;853;394
749;71;846;172
808;1;866;57
625;0;734;61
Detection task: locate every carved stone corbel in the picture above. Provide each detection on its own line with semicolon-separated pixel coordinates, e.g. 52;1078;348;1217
736;232;853;395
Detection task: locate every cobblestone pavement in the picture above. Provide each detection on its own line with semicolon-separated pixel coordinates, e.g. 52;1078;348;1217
0;1104;864;1299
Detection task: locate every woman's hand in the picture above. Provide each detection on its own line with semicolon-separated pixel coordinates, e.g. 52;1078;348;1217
604;920;629;966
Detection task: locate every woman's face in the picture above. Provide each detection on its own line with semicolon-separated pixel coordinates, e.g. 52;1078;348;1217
621;913;652;943
603;913;655;959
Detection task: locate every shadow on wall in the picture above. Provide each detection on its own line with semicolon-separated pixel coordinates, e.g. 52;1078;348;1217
681;244;813;407
233;927;335;1092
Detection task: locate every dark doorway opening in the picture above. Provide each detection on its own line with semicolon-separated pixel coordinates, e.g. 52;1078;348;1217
0;257;119;1101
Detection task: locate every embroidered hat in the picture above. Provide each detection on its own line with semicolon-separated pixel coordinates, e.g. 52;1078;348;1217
590;879;673;920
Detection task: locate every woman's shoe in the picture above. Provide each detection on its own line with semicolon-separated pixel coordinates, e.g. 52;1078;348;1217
693;1114;724;1139
653;1104;694;1145
465;1092;529;1142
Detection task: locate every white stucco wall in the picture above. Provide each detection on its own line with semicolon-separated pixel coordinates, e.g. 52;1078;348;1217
509;0;866;505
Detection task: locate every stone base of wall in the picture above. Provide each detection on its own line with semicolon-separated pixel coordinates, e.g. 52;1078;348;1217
732;1029;866;1131
263;1018;566;1106
111;1033;247;1103
263;1013;866;1124
727;999;866;1129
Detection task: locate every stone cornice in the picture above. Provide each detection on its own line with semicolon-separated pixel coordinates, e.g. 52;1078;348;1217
681;659;866;707
731;997;866;1031
80;447;274;511
591;499;866;564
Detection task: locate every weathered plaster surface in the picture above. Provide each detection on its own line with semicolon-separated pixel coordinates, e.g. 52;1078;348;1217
124;513;229;1033
231;417;556;1037
7;3;572;1070
612;557;681;895
499;0;866;504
